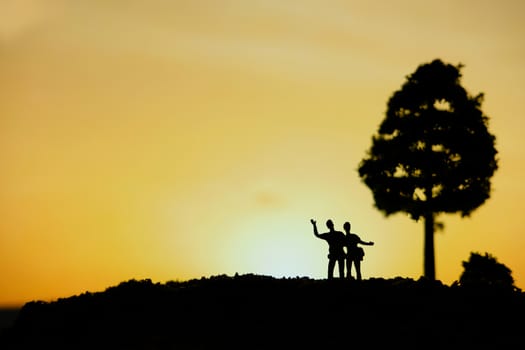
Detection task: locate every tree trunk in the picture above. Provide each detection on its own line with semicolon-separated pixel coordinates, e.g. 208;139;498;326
423;212;435;280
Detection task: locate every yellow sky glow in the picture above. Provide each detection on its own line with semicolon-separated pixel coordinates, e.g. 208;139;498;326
1;0;525;306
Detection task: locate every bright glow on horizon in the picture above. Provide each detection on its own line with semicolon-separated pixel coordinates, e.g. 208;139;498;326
1;0;525;307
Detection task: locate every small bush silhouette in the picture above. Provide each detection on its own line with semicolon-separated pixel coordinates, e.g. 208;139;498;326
459;252;516;290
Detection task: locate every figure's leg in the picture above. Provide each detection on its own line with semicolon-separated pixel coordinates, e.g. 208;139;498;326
328;259;335;279
355;260;362;281
338;259;344;279
346;258;354;279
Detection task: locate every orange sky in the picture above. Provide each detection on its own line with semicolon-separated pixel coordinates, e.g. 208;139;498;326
1;0;524;307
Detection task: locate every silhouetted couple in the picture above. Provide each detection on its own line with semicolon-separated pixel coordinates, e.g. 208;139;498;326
311;219;374;280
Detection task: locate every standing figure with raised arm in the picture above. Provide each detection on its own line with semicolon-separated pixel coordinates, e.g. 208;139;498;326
343;221;374;280
310;219;346;279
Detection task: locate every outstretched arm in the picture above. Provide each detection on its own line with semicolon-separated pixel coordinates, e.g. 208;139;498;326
357;234;374;246
310;219;321;238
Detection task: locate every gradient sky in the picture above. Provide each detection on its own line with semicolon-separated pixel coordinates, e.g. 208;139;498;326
1;0;524;307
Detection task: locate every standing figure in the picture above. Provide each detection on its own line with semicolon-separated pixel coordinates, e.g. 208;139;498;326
343;221;374;280
310;219;346;279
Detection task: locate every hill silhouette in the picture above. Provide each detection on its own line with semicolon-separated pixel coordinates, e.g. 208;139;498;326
3;274;524;349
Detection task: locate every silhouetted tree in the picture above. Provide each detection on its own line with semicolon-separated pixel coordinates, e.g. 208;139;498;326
358;59;498;280
459;252;515;290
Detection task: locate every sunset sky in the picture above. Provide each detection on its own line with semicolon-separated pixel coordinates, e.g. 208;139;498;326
1;0;524;307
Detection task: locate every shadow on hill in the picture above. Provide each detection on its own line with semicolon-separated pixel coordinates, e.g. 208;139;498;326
3;274;524;349
0;308;20;334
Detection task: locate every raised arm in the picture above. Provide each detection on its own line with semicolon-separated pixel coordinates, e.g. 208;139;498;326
310;219;321;238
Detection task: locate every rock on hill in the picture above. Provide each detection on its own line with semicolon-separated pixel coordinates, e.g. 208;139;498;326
3;274;525;349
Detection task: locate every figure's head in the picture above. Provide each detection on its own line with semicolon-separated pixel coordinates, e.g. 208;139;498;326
326;219;334;230
343;221;351;232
